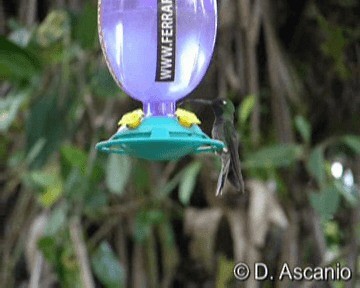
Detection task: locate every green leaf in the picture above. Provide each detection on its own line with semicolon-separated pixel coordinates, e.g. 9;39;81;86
244;144;303;168
91;67;120;98
179;161;202;205
157;165;182;198
26;138;46;165
38;42;67;64
39;175;64;208
307;146;326;187
106;155;132;195
132;161;150;191
9;27;32;47
159;220;176;247
38;236;58;263
0;91;27;132
317;14;349;79
334;180;358;206
73;3;98;49
44;204;67;236
356;224;360;241
26;93;65;168
91;242;124;288
84;191;108;218
30;166;64;208
324;221;340;244
39;177;63;208
30;170;57;188
0;36;41;80
60;245;82;287
36;10;70;47
61;145;88;174
295;115;311;144
310;186;340;221
63;169;88;199
332;0;357;7
342;135;360;154
7;149;25;169
135;209;165;242
239;94;256;125
216;255;235;288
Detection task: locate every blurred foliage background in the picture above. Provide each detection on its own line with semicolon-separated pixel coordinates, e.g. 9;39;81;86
0;0;359;287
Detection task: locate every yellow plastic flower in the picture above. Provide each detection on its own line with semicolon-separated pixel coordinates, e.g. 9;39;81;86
118;109;144;129
175;108;201;128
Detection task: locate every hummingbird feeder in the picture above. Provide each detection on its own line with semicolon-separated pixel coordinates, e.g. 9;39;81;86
96;0;224;160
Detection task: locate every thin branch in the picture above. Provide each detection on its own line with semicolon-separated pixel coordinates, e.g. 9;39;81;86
105;199;147;215
115;223;129;286
18;0;37;26
69;217;95;288
237;0;250;29
0;188;34;286
248;43;261;145
29;254;43;288
217;56;228;99
88;217;119;251
249;0;262;45
162;161;178;184
307;207;327;264
236;0;262;145
223;48;242;92
262;0;295;144
26;0;37;26
0;0;5;34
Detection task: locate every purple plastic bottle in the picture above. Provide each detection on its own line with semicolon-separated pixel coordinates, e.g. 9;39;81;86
98;0;217;116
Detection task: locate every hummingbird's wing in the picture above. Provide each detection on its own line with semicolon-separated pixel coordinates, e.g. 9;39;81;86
225;124;245;193
216;152;230;196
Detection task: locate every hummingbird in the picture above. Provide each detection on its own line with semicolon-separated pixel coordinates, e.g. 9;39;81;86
181;98;245;196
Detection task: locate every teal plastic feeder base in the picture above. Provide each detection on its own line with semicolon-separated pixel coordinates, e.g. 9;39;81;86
96;116;224;161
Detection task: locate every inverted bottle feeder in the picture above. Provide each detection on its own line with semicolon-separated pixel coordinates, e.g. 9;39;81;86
96;0;224;161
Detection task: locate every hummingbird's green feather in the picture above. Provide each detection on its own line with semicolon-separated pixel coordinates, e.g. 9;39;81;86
211;98;245;195
180;97;245;196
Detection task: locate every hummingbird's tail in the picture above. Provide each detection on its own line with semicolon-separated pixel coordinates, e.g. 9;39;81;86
216;153;231;196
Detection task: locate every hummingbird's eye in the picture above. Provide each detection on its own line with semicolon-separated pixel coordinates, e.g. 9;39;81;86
222;100;227;105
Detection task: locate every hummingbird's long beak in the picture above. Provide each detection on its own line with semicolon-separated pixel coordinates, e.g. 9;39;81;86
179;99;213;106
